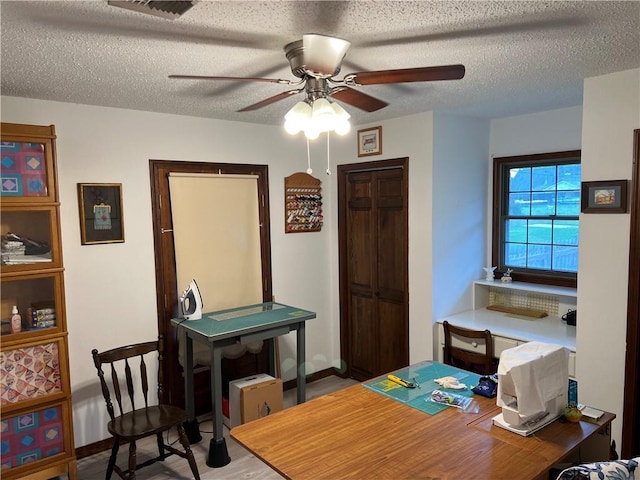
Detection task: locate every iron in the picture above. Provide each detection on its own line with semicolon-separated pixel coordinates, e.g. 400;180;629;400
179;279;203;320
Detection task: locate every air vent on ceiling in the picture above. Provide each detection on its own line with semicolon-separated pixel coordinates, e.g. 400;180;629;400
107;1;196;19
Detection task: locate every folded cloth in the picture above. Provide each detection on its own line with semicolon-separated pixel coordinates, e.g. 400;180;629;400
434;376;467;389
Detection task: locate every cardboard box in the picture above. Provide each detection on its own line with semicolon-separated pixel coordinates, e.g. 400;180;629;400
224;373;283;428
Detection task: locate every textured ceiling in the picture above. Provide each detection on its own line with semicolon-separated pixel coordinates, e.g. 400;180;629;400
1;1;639;126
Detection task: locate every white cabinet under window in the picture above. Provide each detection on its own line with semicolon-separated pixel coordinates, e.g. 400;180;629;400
436;280;577;377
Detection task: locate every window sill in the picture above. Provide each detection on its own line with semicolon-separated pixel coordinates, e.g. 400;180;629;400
474;279;577;299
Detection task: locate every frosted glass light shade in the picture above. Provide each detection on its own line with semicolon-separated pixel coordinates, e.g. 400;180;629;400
331;102;351;135
311;98;336;133
331;102;351;120
284;98;351;139
284;101;312;135
304;126;320;140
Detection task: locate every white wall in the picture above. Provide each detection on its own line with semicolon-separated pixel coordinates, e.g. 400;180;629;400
490;106;584;157
579;68;639;450
432;113;490;320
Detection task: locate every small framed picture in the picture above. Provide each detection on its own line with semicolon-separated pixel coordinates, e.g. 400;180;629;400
77;183;125;244
357;126;382;157
581;180;628;213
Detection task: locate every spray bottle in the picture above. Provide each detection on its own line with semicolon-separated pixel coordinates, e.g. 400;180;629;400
10;306;21;333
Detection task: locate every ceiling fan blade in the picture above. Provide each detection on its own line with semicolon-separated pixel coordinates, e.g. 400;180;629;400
330;87;388;112
169;74;293;85
238;90;301;112
348;65;465;85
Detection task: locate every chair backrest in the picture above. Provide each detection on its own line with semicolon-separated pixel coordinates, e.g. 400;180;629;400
92;338;163;421
442;321;495;375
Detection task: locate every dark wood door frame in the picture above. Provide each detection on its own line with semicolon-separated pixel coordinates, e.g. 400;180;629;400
149;160;273;409
622;129;640;458
337;157;409;379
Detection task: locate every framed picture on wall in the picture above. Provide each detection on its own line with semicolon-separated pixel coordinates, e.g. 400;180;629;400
77;183;125;244
357;126;382;157
581;179;628;213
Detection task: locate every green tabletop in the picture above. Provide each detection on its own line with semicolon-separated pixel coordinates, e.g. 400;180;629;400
170;301;315;340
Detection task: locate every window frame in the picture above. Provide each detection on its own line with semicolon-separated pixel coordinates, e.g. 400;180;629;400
492;150;581;288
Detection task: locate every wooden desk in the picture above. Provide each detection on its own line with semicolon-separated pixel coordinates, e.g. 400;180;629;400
171;302;315;468
231;373;614;479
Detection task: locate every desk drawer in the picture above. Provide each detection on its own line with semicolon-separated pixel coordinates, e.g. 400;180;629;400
448;333;489;353
438;324;516;357
494;336;520;358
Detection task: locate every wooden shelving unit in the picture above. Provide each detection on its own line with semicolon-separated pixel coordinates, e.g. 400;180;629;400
284;172;323;233
0;123;77;479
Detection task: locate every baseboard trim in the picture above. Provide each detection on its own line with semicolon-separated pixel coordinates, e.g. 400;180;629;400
76;437;115;459
281;366;344;391
76;367;345;459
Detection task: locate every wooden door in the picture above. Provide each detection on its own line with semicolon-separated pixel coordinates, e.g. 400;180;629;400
149;160;272;413
338;158;409;381
622;129;640;457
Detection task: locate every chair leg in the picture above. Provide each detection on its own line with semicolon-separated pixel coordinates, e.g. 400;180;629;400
106;439;119;480
128;440;137;480
177;424;200;480
156;432;165;460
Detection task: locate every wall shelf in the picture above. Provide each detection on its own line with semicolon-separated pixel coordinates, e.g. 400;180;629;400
473;279;577;298
284;172;323;233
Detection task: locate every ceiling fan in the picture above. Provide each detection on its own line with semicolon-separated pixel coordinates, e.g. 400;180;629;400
169;33;465;114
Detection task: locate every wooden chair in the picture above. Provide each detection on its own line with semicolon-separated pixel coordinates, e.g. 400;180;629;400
442;321;496;375
92;336;200;480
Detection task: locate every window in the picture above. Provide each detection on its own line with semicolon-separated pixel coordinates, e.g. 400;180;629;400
492;151;581;287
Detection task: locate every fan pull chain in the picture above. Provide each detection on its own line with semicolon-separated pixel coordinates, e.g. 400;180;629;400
326;132;332;175
306;137;312;174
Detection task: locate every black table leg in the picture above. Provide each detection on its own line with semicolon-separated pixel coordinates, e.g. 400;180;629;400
206;343;230;467
182;333;201;444
297;322;306;404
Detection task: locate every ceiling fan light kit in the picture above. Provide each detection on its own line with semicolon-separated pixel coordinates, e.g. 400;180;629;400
285;97;351;140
